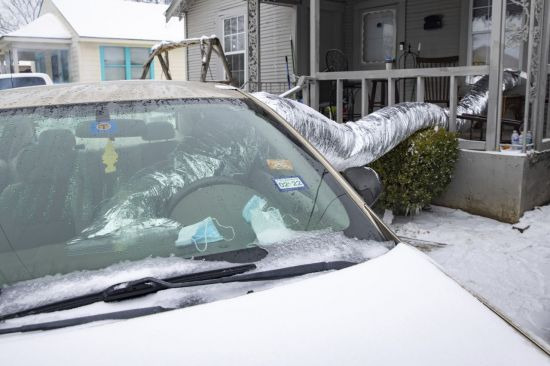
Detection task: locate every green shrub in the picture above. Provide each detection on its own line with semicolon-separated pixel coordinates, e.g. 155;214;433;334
369;127;458;216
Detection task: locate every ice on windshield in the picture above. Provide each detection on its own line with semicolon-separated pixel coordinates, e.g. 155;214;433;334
0;230;390;327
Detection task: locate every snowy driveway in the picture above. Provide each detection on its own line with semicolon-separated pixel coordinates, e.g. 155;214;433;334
390;205;550;349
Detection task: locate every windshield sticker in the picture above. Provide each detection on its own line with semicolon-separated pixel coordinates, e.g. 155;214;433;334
267;159;294;171
102;140;119;174
91;120;118;136
273;176;307;192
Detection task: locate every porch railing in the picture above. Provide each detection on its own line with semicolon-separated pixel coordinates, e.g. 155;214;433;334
296;65;490;150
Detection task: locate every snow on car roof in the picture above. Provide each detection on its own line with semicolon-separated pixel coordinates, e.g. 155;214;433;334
0;81;244;110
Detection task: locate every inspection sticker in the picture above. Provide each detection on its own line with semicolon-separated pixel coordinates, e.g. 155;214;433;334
267;159;294;171
273;176;307;192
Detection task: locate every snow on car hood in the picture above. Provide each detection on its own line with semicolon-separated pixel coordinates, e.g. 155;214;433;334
0;244;547;365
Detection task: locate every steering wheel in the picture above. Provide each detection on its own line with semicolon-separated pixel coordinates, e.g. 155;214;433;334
166;176;264;259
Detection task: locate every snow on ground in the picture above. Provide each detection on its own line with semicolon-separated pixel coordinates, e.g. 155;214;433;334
390;204;550;348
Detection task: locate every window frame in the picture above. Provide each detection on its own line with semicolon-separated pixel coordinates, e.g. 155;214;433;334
99;46;155;81
221;13;247;88
467;0;524;69
360;8;397;65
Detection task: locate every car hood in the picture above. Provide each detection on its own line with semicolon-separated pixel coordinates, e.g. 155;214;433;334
0;244;548;365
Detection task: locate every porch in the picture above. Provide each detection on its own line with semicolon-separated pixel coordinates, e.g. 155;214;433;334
250;0;550;222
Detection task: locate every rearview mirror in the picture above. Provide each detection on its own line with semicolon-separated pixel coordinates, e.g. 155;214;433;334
342;167;382;207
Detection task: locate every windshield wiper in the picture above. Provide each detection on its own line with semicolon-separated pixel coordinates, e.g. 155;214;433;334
0;263;256;322
0;261;355;324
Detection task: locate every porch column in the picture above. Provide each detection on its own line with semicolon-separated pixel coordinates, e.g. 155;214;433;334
247;0;261;92
534;0;550;150
309;0;320;110
9;48;19;73
485;0;506;151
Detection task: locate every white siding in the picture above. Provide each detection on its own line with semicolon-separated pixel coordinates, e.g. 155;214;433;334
77;41;186;82
186;0;244;81
259;3;295;82
186;0;296;85
342;0;462;63
404;0;461;59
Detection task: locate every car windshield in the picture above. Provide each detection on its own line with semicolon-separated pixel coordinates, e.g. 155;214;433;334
0;97;391;314
0;77;47;90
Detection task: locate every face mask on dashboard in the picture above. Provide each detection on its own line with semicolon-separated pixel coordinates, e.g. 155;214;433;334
242;195;267;223
250;207;296;246
175;217;235;253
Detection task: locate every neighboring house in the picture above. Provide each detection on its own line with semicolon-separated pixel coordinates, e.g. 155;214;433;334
0;0;186;83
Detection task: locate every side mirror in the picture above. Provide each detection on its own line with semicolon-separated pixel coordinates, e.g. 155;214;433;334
342;167;382;207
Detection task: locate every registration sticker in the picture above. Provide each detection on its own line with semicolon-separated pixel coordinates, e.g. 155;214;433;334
91;120;118;136
267;159;294;171
272;176;307;192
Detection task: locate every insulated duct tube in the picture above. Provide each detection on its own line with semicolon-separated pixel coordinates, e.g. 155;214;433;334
253;71;521;171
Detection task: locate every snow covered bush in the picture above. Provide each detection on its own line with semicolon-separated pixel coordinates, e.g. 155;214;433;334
370;127;458;216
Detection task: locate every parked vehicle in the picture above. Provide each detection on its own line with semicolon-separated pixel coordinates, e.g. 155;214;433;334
0;73;53;90
0;81;547;365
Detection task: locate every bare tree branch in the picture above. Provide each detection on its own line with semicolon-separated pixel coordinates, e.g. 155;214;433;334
0;0;41;35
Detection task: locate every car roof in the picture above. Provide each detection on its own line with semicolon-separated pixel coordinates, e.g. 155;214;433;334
0;80;244;110
0;73;51;80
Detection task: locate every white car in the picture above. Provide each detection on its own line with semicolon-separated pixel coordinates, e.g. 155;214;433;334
0;73;53;90
0;81;548;365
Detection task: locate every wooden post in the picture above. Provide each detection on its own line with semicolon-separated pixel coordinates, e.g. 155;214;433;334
309;0;320;110
485;0;506;150
336;79;344;123
212;40;233;84
416;76;425;102
200;42;213;82
157;54;172;80
387;77;394;106
361;79;369;117
449;76;457;132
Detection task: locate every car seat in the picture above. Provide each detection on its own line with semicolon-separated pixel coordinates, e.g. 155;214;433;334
0;129;77;250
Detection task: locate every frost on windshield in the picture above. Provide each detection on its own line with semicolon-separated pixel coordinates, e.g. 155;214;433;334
0;231;390;327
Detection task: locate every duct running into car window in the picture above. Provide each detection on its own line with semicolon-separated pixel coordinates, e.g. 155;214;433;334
0;98;385;286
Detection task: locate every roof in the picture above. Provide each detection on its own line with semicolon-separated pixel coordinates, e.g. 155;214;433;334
50;0;183;41
0;80;242;110
1;0;184;43
3;13;71;40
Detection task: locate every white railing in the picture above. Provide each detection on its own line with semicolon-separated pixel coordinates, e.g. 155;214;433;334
294;65;490;150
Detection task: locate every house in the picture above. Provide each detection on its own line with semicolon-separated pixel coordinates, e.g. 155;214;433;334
0;0;186;83
166;0;550;223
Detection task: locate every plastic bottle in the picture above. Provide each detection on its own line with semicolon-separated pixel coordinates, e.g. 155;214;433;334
511;130;520;149
526;131;533;147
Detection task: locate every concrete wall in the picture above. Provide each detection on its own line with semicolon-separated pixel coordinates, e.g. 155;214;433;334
435;149;550;223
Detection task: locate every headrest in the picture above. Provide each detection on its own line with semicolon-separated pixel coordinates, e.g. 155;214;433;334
16;129;76;182
76;119;146;138
0;159;8;190
38;129;76;149
0;120;34;161
142;122;175;141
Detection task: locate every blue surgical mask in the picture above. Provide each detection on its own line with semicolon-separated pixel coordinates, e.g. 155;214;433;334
242;195;267;223
175;217;234;252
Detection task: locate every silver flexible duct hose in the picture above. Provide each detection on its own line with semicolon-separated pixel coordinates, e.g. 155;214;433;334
253;71;521;171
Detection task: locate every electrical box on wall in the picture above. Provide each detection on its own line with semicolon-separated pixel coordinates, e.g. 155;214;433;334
424;15;443;30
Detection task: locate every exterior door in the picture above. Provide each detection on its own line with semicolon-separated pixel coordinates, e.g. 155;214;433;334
352;0;405;70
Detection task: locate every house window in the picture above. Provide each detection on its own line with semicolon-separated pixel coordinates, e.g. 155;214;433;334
100;46;153;81
362;9;396;64
470;0;524;68
223;15;245;87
